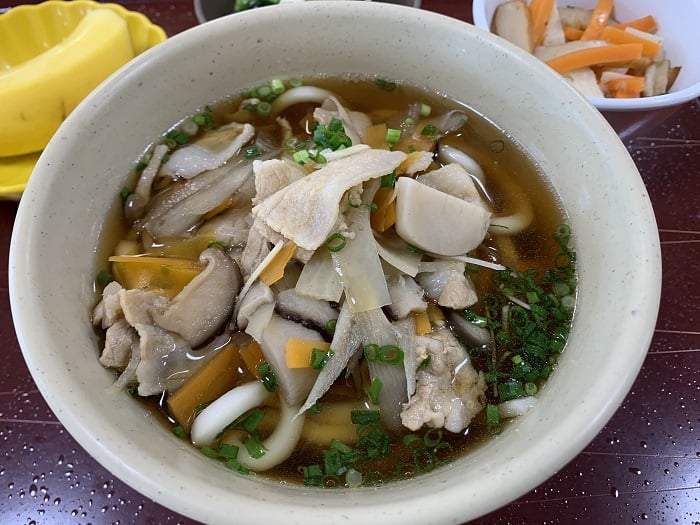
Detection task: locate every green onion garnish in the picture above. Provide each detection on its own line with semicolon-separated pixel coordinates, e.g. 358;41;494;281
420;103;432;117
368;377;382;405
96;270;114;287
375;78;397;92
257;362;277;392
380;172;396;188
172;424;186;438
385;128;401;144
420;124;437;137
256;101;272;117
310;348;333;370
244;145;262;159
325;232;346;252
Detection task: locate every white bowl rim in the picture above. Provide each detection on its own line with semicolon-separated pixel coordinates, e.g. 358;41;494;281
9;2;661;524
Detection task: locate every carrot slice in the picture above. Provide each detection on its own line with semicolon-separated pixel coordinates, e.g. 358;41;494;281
545;43;643;74
286;338;331;369
259;241;297;285
600;26;660;59
614;15;657;33
239;340;265;378
604;76;645;98
370;186;397;232
563;26;584;41
414;311;432;336
528;0;555;47
579;0;614;40
167;341;245;431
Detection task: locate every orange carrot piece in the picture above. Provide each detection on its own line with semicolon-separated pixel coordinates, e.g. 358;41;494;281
414;311;432;336
259;241;297;286
239;340;265;378
563;26;584;41
613;88;641;99
286;338;331;369
614;15;657;33
545;43;643;74
167;342;244;431
370;186;396;232
600;26;660;59
605;77;645;97
579;0;614;40
528;0;555;47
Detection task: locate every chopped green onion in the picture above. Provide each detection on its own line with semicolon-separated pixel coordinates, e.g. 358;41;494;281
368;377;382;405
325;232;346;252
330;439;353;454
385;128;401;144
244;145;262;159
324;318;337;334
420;124;437;137
218;443;240;459
525;382;538;395
181;119;199;136
350;409;381;426
498;380;526;401
235;407;266;433
225;459;250;474
486;403;500;427
256;84;272;98
417;355;432;370
379;344;404;365
402;117;414;126
172;424;186;438
96;270;113;287
345;468;363;488
302;464;323;486
363;343;380;361
420;103;431;117
375;78;397;92
245;434;267;459
257;362;277;392
406;243;425;254
119;186;134;201
270;78;285;94
201;445;219;458
305;402;322;414
407;144;416;153
288;77;303;88
293;149;310;164
380;172;396;188
423;428;443;448
462;309;488;328
256;101;272;117
310;348;333;370
207;240;227;251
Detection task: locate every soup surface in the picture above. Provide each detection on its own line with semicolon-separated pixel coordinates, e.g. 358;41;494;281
92;75;576;487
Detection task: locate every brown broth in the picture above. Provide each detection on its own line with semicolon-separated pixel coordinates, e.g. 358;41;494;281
97;74;570;487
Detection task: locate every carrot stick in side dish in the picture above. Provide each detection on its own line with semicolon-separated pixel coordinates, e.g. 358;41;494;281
579;0;614;40
614;15;657;33
563;26;584;41
528;0;555;47
600;26;660;59
546;43;643;74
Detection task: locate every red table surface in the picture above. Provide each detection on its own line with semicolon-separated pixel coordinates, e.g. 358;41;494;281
1;1;698;523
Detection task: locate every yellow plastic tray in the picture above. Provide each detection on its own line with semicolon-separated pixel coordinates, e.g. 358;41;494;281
0;0;167;200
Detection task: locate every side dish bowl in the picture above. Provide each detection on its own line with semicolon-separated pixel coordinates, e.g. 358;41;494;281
9;2;660;524
472;0;700;112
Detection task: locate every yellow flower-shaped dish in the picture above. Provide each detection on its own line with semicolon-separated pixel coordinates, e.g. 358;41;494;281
0;1;167;200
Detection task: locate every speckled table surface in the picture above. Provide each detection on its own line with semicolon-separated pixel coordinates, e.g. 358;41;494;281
1;1;698;524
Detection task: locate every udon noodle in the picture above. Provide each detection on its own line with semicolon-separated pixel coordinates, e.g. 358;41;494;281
92;75;576;487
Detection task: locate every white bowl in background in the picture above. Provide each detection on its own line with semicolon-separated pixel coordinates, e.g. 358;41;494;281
472;0;700;111
9;2;660;524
